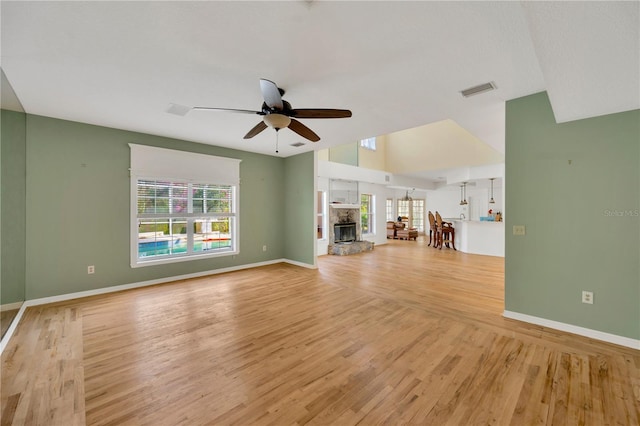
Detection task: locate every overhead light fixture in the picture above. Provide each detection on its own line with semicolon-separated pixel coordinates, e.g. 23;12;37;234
459;182;468;205
263;113;291;130
264;114;292;154
402;189;413;202
489;178;496;204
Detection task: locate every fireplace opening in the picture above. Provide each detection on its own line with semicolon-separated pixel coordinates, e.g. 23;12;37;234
334;222;356;243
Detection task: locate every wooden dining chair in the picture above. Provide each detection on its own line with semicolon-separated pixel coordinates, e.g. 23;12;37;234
428;211;437;246
435;211;456;250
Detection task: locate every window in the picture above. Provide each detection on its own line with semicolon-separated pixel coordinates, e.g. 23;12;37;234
130;144;241;267
397;199;410;222
386;198;394;221
412;199;425;232
397;198;425;231
317;191;326;239
361;193;375;234
360;137;376;151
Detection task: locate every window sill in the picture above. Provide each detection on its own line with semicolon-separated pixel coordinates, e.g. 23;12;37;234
132;249;238;268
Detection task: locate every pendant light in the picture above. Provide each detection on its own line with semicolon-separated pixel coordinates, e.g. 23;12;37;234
402;189;413;202
459;184;465;206
462;182;468;205
489;178;496;204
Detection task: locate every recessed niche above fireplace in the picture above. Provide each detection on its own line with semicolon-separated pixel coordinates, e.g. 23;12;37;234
329;179;359;205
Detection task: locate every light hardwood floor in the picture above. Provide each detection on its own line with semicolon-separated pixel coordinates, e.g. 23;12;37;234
0;309;20;341
1;238;638;425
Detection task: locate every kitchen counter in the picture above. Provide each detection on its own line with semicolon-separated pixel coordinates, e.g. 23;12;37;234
451;219;504;257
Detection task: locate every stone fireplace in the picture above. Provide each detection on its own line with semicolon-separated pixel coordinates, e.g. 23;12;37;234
334;222;356;243
328;206;361;244
328;205;374;255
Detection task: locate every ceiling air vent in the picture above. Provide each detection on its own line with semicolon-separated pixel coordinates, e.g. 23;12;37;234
460;82;496;98
166;103;191;116
290;142;305;147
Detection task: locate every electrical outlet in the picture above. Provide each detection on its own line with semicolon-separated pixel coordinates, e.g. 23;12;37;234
262;245;267;252
87;265;95;274
513;225;526;236
582;291;593;304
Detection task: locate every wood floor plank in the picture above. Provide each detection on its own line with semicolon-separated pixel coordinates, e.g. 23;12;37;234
2;238;638;425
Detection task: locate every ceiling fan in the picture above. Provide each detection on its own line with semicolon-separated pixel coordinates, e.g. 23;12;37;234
176;79;352;142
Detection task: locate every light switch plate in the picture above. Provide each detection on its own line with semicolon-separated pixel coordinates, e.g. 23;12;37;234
513;225;526;236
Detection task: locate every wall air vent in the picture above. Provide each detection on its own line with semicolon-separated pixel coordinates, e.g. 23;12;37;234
460;82;496;98
290;142;305;147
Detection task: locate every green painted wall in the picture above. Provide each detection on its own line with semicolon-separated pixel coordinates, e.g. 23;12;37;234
23;114;296;299
283;151;315;265
1;109;27;304
505;92;640;340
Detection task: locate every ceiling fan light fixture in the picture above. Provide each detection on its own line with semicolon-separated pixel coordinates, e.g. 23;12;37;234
263;113;291;130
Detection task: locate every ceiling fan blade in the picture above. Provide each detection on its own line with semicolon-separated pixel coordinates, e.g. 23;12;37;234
260;79;283;110
288;118;320;142
290;109;352;119
192;107;261;115
243;121;268;139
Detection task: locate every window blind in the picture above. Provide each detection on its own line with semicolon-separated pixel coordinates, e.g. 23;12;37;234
129;144;241;185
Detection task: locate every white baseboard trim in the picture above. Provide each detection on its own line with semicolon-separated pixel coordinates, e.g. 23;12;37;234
24;259;311;307
0;301;24;312
283;258;317;269
0;258;312;355
503;310;640;350
0;303;28;354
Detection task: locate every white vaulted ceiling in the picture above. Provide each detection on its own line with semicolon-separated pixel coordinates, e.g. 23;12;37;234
1;1;638;157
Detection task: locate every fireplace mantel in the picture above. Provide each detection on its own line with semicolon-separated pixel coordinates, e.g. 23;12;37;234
329;203;361;209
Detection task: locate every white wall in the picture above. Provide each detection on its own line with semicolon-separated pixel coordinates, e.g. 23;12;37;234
317;161;397;255
426;181;503;221
426;188;462;220
360;182;395;245
317;176;330;255
316;159;505;257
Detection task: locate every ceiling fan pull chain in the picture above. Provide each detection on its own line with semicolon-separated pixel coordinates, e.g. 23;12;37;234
275;130;279;154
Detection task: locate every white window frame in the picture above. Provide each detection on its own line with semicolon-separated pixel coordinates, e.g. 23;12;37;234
361;193;375;235
396;198;425;232
411;198;425;232
360;137;376;151
129;144;241;268
386;198;394;221
397;199;410;223
317;191;326;240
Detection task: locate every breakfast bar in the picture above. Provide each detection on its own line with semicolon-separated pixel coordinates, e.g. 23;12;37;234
452;220;504;257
